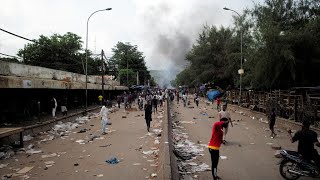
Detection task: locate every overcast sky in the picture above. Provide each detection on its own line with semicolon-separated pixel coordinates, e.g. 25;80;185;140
0;0;262;71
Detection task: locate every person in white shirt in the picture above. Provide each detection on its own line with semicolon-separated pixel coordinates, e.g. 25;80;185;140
51;97;57;118
100;102;108;135
219;104;233;143
182;94;187;107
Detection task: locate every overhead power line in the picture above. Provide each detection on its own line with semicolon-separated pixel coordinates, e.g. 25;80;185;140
0;52;22;59
0;28;36;43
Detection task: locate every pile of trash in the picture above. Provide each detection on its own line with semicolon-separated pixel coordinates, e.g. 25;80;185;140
172;121;209;177
0;145;15;160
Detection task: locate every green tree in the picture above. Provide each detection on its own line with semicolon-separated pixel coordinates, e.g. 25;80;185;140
110;42;154;86
17;32;101;75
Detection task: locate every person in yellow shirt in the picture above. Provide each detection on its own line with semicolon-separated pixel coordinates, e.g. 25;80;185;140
98;95;103;105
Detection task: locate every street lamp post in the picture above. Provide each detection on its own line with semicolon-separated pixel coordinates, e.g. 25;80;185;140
223;7;243;105
85;8;112;112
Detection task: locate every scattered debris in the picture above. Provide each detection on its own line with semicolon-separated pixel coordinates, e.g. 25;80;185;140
154;139;160;144
179;121;196;124
106;157;120;164
41;153;57;158
99;144;112;147
45;161;55;168
271;145;282;150
75;140;85;145
95;174;104;177
142;150;159;155
220;156;227;160
151;173;157;177
26;149;42;155
17;166;33;174
0;163;9;169
275;150;283;158
23;135;34;142
78;128;89;133
133;163;141;166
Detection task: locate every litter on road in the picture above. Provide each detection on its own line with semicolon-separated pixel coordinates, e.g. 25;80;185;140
26;149;42;155
106;157;120;164
0;163;9;169
17;166;33;174
41;153;57;158
99;144;112;147
23;135;33;142
220;156;227;160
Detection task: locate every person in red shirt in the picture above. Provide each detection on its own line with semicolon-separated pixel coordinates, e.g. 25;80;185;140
216;97;221;111
208;119;229;180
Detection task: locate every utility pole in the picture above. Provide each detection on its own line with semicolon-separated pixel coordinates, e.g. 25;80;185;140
126;48;129;86
101;50;105;100
137;71;139;85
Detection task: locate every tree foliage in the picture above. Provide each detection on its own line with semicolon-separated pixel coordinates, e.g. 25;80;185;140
17;32;100;75
109;42;155;86
174;0;320;89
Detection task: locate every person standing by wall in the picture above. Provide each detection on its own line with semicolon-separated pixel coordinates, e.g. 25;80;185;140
208;120;229;180
61;97;68;116
269;108;277;138
100;101;108;135
145;101;153;132
98;95;103;105
51;97;57;118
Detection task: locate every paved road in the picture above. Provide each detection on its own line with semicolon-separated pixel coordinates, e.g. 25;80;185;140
172;99;317;180
0;104;165;180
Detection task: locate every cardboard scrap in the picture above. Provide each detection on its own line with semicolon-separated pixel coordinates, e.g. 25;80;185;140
17;166;33;174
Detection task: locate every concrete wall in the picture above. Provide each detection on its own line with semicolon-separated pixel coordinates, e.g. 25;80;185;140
0;61;125;90
0;61;120;86
157;100;179;180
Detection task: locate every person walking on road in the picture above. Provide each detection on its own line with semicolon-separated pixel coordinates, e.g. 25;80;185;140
195;95;200;107
117;95;122;108
216;97;221;111
100;101;108;135
145;101;153;132
208;120;229;180
269;108;277;138
152;95;158;114
51;97;57;118
182;93;187;107
219;104;233;144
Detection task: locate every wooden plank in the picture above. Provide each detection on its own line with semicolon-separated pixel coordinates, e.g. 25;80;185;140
0;128;23;138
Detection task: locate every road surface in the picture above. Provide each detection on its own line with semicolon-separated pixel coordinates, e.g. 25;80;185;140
0;104;165;180
172;98;316;180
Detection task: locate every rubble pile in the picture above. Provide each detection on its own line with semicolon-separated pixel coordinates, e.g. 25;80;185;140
172;121;209;177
